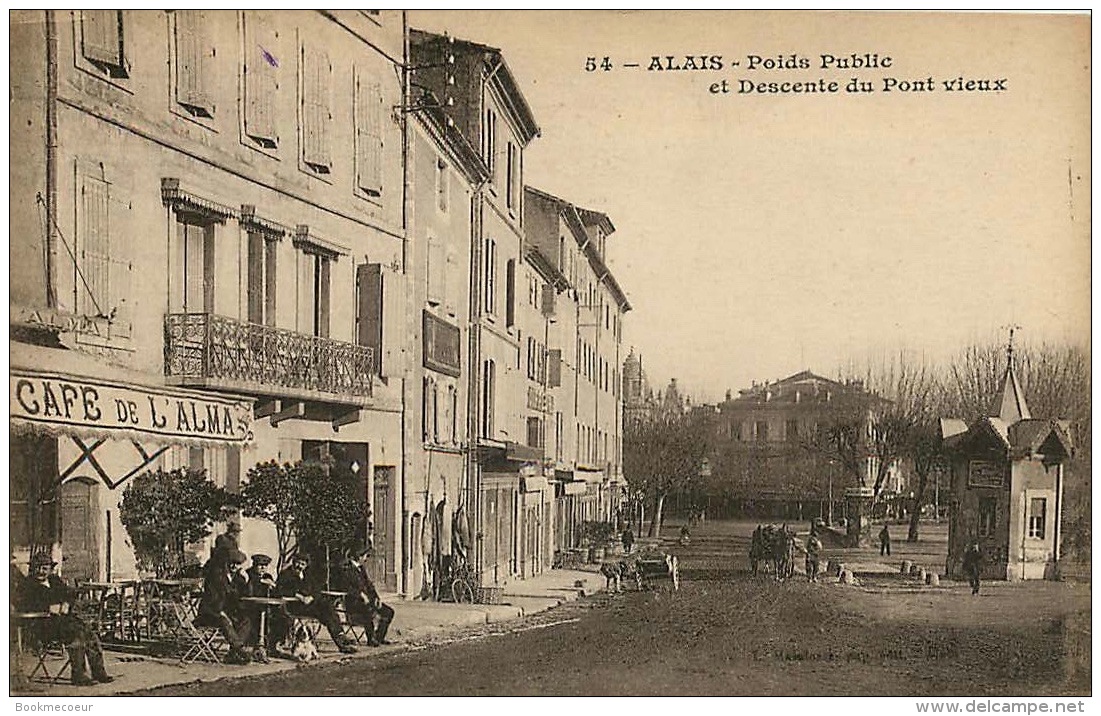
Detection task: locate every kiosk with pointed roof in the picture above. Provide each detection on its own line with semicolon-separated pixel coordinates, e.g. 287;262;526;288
940;333;1074;580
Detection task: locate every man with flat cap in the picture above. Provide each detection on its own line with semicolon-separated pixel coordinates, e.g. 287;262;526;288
243;553;279;658
19;553;115;685
196;548;253;664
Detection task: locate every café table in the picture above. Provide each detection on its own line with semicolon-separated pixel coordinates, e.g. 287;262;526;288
240;596;293;650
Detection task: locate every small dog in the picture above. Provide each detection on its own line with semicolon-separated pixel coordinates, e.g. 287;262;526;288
289;623;319;663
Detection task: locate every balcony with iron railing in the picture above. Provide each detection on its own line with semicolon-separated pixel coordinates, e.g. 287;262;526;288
164;313;374;405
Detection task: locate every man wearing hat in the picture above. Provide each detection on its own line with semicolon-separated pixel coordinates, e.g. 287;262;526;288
20;553;115;686
196;548;254;664
243;554;279;657
345;545;395;647
276;553;357;654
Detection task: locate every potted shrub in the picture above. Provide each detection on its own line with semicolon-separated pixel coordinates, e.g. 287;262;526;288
581;521;616;563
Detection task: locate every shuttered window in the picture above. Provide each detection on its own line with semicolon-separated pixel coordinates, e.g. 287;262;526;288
243;11;279;149
174;11;213;118
78;175;110;317
483;238;497;315
355;70;383;196
301;45;332;174
81;10;127;78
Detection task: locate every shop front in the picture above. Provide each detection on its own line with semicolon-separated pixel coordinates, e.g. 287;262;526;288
10;343;254;582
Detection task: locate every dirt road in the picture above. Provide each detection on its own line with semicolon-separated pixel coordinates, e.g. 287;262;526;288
143;520;1090;696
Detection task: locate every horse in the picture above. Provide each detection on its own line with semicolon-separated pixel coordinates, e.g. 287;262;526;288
749;524;796;581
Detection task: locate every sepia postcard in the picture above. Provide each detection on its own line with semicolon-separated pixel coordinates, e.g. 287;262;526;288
7;9;1091;708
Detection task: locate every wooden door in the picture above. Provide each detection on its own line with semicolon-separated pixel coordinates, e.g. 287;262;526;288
59;478;100;582
372;466;396;591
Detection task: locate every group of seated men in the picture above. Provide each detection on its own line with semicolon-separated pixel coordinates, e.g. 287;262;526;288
197;540;395;665
8;538;396;685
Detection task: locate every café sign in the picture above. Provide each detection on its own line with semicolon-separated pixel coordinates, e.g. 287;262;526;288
10;369;254;445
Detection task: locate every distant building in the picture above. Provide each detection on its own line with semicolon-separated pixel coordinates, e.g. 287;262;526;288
708;370;893;520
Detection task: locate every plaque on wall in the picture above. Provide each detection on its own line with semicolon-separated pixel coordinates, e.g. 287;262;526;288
968;460;1005;488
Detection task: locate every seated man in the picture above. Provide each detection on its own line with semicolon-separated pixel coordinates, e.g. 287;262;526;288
276;553;357;654
19;553;114;686
344;546;394;647
242;553;278;657
195;549;254;665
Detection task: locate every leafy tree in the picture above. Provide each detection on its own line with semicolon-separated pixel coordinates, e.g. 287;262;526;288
623;380;711;537
239;459;367;575
119;467;230;578
239;460;301;571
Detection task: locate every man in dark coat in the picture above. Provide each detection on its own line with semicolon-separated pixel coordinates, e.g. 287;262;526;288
879;524;892;557
962;542;983;595
19;553;114;685
195;549;253;664
242;554;279;656
344;546;394;647
276;553;357;654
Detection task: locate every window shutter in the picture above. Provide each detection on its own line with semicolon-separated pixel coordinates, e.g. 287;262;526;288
176;11;213;117
79;174;110;318
356;72;383;196
356;263;384;375
303;46;331;172
108;179;133;337
82;10;120;67
548;349;562;388
244;12;278;148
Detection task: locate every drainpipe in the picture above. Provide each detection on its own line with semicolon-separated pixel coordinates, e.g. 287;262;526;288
398;10;412;597
45;9;58;308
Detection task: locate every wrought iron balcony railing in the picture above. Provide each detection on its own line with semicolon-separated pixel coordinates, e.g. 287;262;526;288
164;313;374;402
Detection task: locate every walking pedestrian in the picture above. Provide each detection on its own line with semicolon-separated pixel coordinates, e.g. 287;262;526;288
962;542;983;595
805;533;823;583
621;527;634;554
879;523;892;557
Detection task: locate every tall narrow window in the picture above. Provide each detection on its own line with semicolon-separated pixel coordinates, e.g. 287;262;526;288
482;360;496;438
299;251;330;337
505;259;516;328
978;497;996;538
243;11;279;149
172;216;215;313
174;10;213;117
483;107;497;181
81;10;127;78
355;70;383;196
246;232;277;326
1028;498;1046;539
301;44;332;174
483;238;497;315
506;142;518;212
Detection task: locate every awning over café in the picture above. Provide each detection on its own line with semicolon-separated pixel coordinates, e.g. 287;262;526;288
10;341;255;447
575;465;605;483
563;482;589;496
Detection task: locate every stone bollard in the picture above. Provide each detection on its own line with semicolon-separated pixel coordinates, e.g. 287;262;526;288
840;569;855;585
916;567;927;582
901;560;913;575
909;564;922;577
926;572;940;587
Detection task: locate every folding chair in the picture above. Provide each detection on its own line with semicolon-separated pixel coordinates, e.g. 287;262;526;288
177;616;225;665
28;638;72;685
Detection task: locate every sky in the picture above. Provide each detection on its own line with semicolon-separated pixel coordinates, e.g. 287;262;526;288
412;11;1091;402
